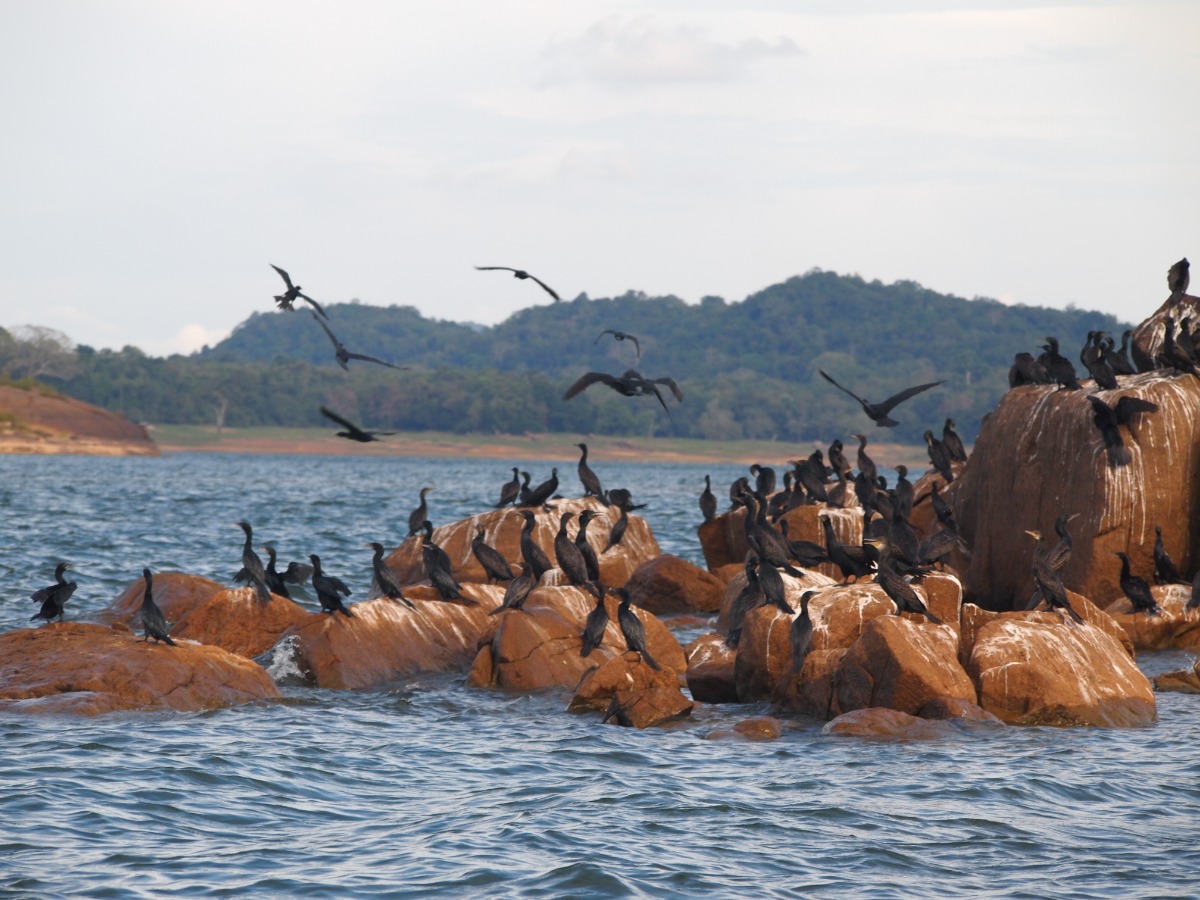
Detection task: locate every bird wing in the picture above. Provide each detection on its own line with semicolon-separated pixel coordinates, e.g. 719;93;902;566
563;371;621;400
651;376;682;402
594;329;617;344
1114;396;1159;424
819;370;867;407
345;351;405;370
320;406;362;434
876;380;945;414
643;380;674;419
527;274;561;301
627;334;641;359
312;311;343;350
297;292;327;319
474;266;517;273
270;264;294;289
283;561;313;584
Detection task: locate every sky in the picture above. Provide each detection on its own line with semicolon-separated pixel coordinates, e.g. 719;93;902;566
1;0;1196;356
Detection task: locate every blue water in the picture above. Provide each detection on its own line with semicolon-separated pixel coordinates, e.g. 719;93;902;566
2;453;1199;898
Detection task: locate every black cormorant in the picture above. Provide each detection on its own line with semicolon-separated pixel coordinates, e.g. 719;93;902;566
233;521;272;603
1087;395;1158;466
777;520;828;568
270;264;327;317
818;371;943;427
854;434;878;483
1115;552;1160;615
30;562;76;623
750;464;777;497
1168;257;1190;297
828;439;850;477
139;568;178;644
894;465;914;519
312;311;405;371
522;469;559;508
756;556;792;614
471;526;515;583
580;585;609;657
489;570;535;616
367;542;414;607
942;419;968;463
726;558;762;648
554;512;598;597
475;265;561;301
1080;331;1119;390
262;547;312;600
563;369;682;418
494;467;522;508
576;443;605;498
1009;351;1049;388
517;510;553;581
574;509;602;581
407;487;433;537
1152;525;1188;585
820;515;874;583
1037;337;1081;389
421;521;469;602
517;471;533;505
309;554;354;617
605;505;628;551
790;591;816;672
1106;331;1137;376
594;329;641;360
320;406;394;442
615;587;659;670
1025;532;1083;623
924;430;955;483
699;475;717;523
1161;316;1199;375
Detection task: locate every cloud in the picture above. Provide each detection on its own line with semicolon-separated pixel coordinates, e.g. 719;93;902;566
541;15;802;87
159;323;230;357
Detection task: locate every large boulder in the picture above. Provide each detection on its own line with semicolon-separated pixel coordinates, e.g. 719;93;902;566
1104;584;1200;650
282;584;506;690
101;572;227;626
0;622;279;715
683;633;738;703
386;498;660;588
954;371;1200;610
967;614;1156;726
699;504;861;582
624;554;725;615
467;585;685;692
568;652;692;728
960;590;1133;663
1130;290;1200;372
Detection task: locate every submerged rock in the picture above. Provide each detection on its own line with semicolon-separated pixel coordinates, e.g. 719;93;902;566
823;707;955;740
0;622;279;715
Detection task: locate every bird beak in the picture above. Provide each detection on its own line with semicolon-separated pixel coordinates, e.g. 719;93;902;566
1024;530;1042;540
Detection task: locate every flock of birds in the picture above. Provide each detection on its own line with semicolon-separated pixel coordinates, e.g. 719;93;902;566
24;257;1197;668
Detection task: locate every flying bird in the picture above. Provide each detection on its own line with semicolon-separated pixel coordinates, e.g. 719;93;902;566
563;369;682;418
818;370;943;427
474;266;561;301
594;330;641;360
319;406;395;443
270;264;327;318
311;312;404;371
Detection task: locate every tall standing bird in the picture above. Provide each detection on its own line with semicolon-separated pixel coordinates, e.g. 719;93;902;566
262;547;312;600
924;430;955;483
894;465;915;519
517;510;553;581
309;554;354;617
818;370;944;427
942;419;968;463
790;591;816;672
233;521;272;603
576;443;605;499
489;570;534;616
1086;395;1158;466
854;434;878;483
1106;331;1137;376
699;475;717;523
615;587;659;670
1009;351;1050;388
521;469;559;508
139;569;177;645
726;558;763;648
1115;552;1160;615
475;265;561;301
421;520;469;603
1080;331;1119;390
554;512;598;597
30;562;77;623
471;526;515;583
1168;257;1190;297
1037;337;1082;389
756;556;792;614
605;505;628;551
494;467;522;508
407;487;433;537
580;585;610;657
320;406;395;443
1152;525;1188;585
270;264;327;317
367;542;414;607
574;509;602;582
1025;532;1083;623
594;329;641;360
820;515;875;583
311;311;405;371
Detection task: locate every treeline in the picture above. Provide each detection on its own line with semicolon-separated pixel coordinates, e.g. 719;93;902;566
3;270;1132;444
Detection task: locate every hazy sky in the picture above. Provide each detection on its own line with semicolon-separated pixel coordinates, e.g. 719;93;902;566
2;1;1196;356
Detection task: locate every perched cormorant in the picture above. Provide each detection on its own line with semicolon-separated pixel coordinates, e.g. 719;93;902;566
576;443;605;499
494;467;522;508
615;587;659;670
828;439;850;477
777;520;828;568
820;515;874;583
580;585;609;657
312;311;404;371
818;370;944;427
320;406;395;442
1086;395;1158;466
517;510;553;581
1161;316;1199;376
929;483;957;533
790;591;816;672
1152;525;1188;585
521;469;559;508
574;509;601;581
740;492;806;577
894;465;914;519
1168;257;1190;297
1037;337;1081;389
30;562;76;623
139;569;178;644
1115;552;1160;615
605;487;644;511
407;487;433;537
924;430;955;483
606;505;628;551
886;505;921;570
726;558;763;648
1008;351;1049;388
756;556;792;614
471;526;515;583
554;512;599;597
367;542;414;607
854;434;877;483
872;557;943;624
1106;331;1137;376
918;528;957;567
699;475;717;523
421;520;469;602
563;369;682;418
489;570;535;616
728;476;750;510
942;419;968;463
262;546;311;600
1025;532;1083;623
270;264;327;317
594;329;641;360
1025;513;1077;575
309;554;354;617
750;464;777;497
233;521;272;603
475;265;561;301
1080;331;1119;390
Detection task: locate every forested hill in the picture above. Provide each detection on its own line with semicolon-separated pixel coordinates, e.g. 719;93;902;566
49;270;1129;445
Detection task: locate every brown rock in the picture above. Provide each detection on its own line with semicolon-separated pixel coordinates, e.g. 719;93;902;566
472;585;686;692
385;498;661;588
960;593;1134;665
624;554;725;615
100;572;227;627
684;632;738;703
917;696;1003;723
734;604;794;702
734;715;782;740
954;371;1200;611
967;616;1156;726
1131;291;1200;372
716;568;837;637
832;615;975;717
1153;659;1200;694
287;584;506;689
0;622;279;715
772;648;845;719
1105;584;1200;650
698;503;860;583
569;651;692;728
822;707;953;740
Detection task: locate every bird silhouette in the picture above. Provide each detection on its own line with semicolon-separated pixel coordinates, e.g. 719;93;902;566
474;266;561;301
563;369;682;419
818;370;943;427
270;264;327;317
320;406;395;442
311;312;404;371
594;330;641;360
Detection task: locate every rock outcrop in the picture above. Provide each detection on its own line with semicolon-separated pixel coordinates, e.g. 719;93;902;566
1130;291;1200;372
1104;584;1200;650
0;622;279;715
699;504;861;583
683;632;738;703
568;652;692;728
954;371;1200;610
822;708;955;740
386;497;660;588
623;554;725;615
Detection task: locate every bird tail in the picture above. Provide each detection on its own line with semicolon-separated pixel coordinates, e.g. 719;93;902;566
255;579;272;604
640;648;661;671
338;605;355;618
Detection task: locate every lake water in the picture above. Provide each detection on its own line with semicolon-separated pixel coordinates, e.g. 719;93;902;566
2;453;1198;898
